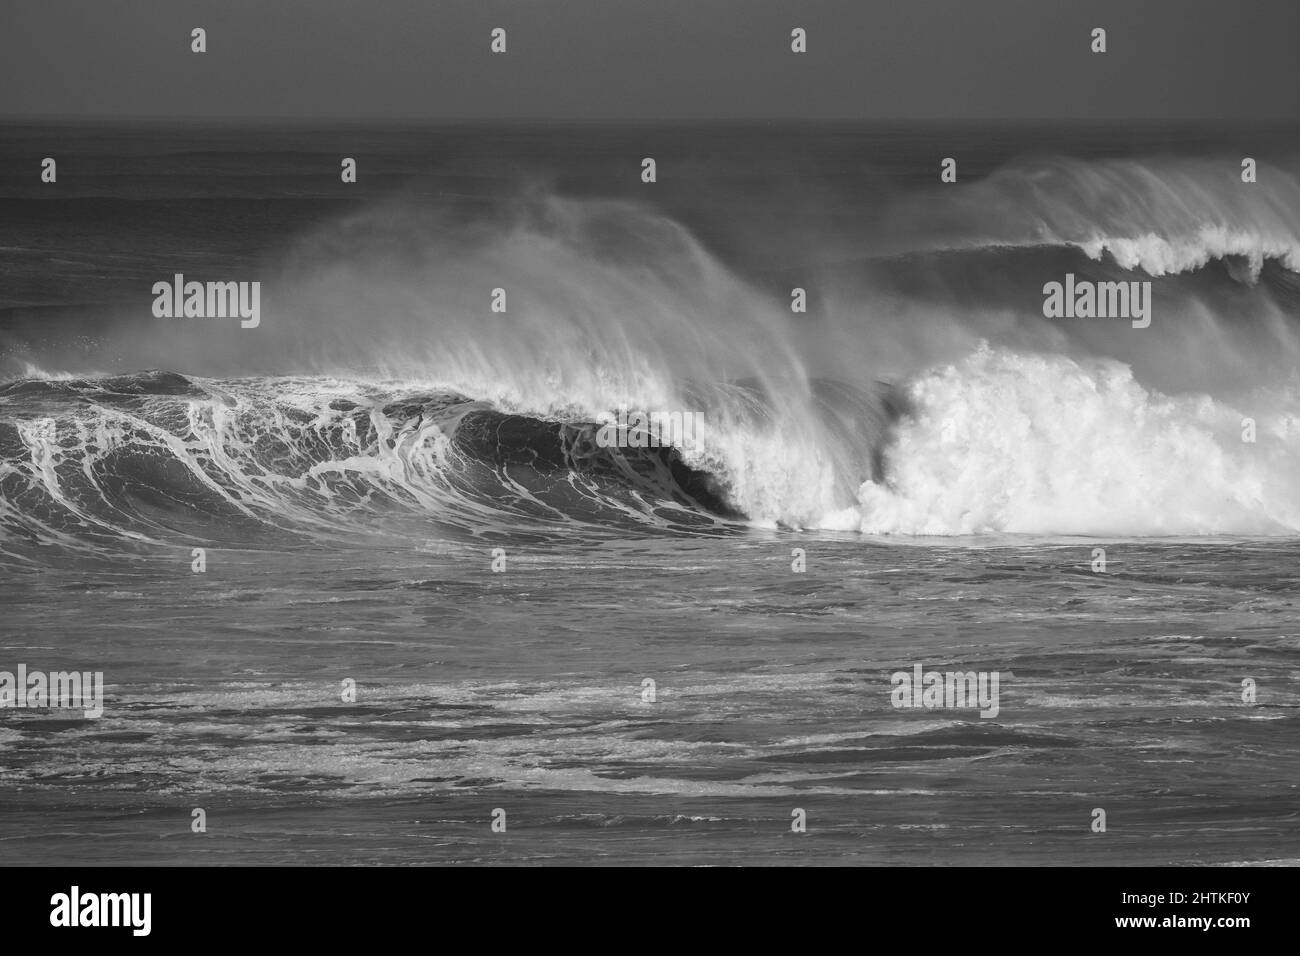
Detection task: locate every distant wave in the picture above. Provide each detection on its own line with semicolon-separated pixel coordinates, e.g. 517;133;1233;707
879;155;1300;280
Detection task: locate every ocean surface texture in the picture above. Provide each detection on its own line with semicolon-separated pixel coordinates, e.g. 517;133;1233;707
1;123;1298;864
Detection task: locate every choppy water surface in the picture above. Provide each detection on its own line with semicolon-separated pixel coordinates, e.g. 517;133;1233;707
2;536;1297;865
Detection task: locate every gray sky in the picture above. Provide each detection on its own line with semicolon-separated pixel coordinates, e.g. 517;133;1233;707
1;0;1297;121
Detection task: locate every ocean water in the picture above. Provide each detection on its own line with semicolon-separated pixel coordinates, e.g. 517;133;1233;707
1;122;1299;864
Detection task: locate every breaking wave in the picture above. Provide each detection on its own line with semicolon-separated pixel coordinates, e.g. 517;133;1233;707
5;149;1300;551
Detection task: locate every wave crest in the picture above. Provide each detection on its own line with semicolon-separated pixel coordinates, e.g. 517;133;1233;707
889;155;1300;280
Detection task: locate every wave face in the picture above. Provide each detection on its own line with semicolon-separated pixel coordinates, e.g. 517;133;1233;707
0;372;763;553
5;129;1300;545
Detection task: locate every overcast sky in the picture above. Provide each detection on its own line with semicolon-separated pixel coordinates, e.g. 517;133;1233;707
1;0;1297;121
